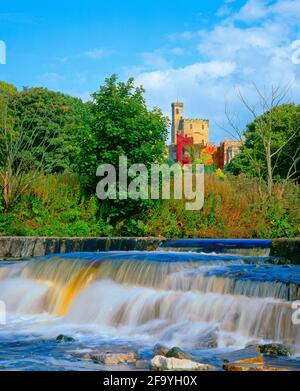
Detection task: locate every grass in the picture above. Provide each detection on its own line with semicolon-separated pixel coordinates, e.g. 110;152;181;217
0;172;299;238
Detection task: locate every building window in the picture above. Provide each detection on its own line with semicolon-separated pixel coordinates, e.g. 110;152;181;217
176;108;179;115
190;124;193;129
202;124;204;130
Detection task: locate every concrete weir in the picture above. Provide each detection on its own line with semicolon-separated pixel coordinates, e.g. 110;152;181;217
0;236;299;263
0;236;164;259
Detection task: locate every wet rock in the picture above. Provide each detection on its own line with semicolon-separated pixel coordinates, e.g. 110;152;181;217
223;363;290;371
153;344;169;357
223;335;237;347
134;360;150;369
196;332;218;348
245;340;260;348
256;343;293;357
221;345;263;364
165;347;191;360
151;355;214;371
230;356;263;365
55;334;75;343
91;351;137;365
71;351;92;359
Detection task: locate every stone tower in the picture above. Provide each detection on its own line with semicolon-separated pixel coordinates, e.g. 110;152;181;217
171;102;184;144
171;102;209;146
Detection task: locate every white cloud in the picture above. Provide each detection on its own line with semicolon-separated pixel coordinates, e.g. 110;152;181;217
81;48;113;59
170;47;186;56
216;4;232;17
136;61;236;90
39;72;64;84
232;0;300;23
141;50;170;69
169;31;195;41
134;0;300;143
232;0;269;22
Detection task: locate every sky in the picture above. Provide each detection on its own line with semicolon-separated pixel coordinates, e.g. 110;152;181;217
0;0;300;143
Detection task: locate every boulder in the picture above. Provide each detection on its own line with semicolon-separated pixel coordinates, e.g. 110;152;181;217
91;351;137;365
55;334;75;343
71;351;92;359
196;332;218;348
256;343;293;357
221;345;263;364
153;344;169;357
134;360;150;369
151;355;214;371
224;363;290;371
165;347;191;360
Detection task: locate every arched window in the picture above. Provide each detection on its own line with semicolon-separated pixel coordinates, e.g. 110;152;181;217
176;108;179;115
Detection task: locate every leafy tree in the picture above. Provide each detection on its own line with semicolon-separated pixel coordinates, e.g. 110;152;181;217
0;97;52;211
78;74;169;220
11;87;91;173
0;81;18;96
226;85;300;196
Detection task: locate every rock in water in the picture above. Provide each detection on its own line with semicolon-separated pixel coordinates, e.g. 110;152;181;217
71;351;93;359
134;360;150;369
165;347;191;360
151;355;214;371
223;363;290;371
221;345;262;364
153;344;169;356
92;352;137;365
256;343;293;357
55;334;75;343
196;331;218;348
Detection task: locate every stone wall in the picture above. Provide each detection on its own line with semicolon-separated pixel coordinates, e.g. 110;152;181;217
0;236;299;263
0;237;165;259
270;238;300;264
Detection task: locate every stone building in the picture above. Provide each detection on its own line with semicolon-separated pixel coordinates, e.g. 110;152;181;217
223;137;243;165
171;102;209;145
169;101;242;167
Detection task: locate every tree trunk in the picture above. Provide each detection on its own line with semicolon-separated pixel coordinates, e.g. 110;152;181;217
3;165;12;212
266;140;273;196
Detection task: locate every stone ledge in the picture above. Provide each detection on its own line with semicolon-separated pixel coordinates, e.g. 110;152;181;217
270;238;300;264
0;236;299;262
0;236;165;259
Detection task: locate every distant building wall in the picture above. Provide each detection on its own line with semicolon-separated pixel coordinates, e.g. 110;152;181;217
223;137;243;165
182;119;209;145
171;102;209;145
169;102;242;167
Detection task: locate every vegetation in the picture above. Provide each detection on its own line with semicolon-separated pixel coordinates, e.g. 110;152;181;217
0;78;299;239
225;85;300;197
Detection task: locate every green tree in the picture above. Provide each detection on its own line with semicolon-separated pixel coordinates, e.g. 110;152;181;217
11;87;91;173
0;81;18;96
78;74;169;220
226;85;300;196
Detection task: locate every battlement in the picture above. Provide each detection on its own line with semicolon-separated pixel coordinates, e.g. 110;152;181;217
183;118;209;122
171;102;209;145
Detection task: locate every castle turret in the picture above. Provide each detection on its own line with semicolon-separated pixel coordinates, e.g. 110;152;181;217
171;102;184;144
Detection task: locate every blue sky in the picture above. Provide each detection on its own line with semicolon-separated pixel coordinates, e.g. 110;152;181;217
1;0;300;142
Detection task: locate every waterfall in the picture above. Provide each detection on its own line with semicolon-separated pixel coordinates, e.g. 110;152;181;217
0;251;299;350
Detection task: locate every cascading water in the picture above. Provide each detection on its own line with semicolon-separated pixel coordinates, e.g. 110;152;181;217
0;250;300;370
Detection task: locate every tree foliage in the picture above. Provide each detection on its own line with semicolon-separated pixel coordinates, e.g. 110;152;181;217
227;102;300;192
77;75;169;219
11;87;91;173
